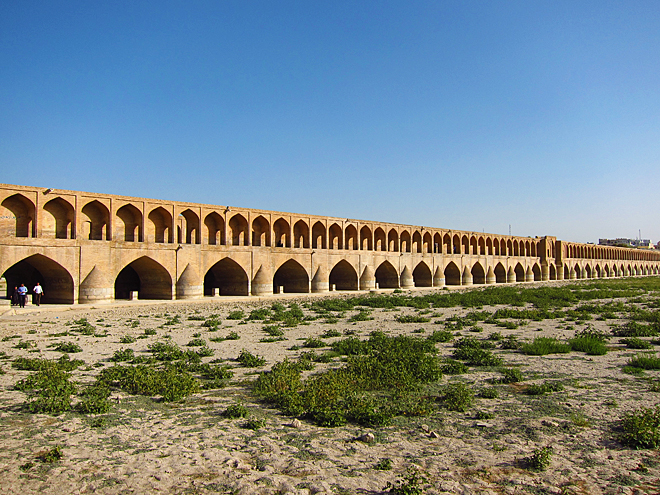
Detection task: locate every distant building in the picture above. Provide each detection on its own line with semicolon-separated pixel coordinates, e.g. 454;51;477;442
599;238;654;249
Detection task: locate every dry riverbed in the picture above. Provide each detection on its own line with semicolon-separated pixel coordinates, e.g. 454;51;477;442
1;280;660;494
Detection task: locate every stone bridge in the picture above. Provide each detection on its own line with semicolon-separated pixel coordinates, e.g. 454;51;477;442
1;183;659;305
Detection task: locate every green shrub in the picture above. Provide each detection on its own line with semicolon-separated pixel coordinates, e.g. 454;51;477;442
480;387;499;399
303;337;326;348
120;335;136;344
76;384;112;414
613;321;658;337
202;317;222;328
227;310;245;320
13;355;84;371
15;366;77;415
441;359;468;375
243;418;266;430
52;342;82;353
627;353;660;370
396;315;430;324
223;403;249;418
441;382;473;412
263;325;284;336
620;405;660;448
237;349;266;367
349;310;374;322
620;337;653;350
226;331;240;340
332;337;368;355
569;336;608;355
525;381;564;395
248;308;271;320
520;337;571;356
186;338;206;347
500;335;520;350
499;367;524;383
110;348;135;362
144;328;157;336
452;346;503;366
386;467;427;495
98;364;199;402
38;446;63;463
426;330;453;343
374;458;393;470
321;329;342;338
525;446;553;471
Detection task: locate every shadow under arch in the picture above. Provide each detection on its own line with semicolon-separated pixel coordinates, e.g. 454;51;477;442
444;262;461;286
115;257;172;300
273;259;309;293
413;262;432;287
471;262;486;284
2;254;74;304
494;262;506;283
204;258;249;296
329;260;358;291
375;261;399;289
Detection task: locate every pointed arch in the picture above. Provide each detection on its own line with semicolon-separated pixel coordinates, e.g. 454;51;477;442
549;264;557;280
413;262;432;287
148;207;173;243
179;209;200;244
471;262;486;284
443;234;451;254
2;254;74;304
273;259;309;293
585;264;592;279
1;193;35;237
204;212;225;245
423;232;432;253
329;260;358;291
374;227;386;252
532;263;541;281
531;242;537;257
412;231;422;253
400;230;411;253
433;233;442;254
470;236;478;255
116;204;142;242
345;225;358;250
462;235;469;255
453;234;461;254
82;200;110;240
294;220;309;248
329;223;342;250
273;218;291;248
375;261;399;288
43;197;75;239
514;263;525;282
444;262;461;286
228;213;249;246
115;256;172;300
479;237;486;255
204;258;249;296
312;221;326;249
494;262;506;283
360;226;373;251
251;215;270;246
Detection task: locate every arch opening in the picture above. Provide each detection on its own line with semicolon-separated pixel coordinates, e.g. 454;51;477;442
413;262;433;287
2;254;74;304
514;263;525;282
329;260;358;291
445;262;461;286
116;204;142;242
471;263;486;284
204;258;249;296
115;257;172;300
375;261;399;288
82;200;110;240
43;197;75;239
1;194;35;237
273;260;309;293
494;263;506;283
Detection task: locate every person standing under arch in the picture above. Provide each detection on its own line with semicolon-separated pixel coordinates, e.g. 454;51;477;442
33;282;43;306
17;284;28;308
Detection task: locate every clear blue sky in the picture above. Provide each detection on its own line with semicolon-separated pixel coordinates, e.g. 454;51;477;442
2;1;659;244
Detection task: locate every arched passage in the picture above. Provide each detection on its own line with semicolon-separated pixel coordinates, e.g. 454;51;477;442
115;257;172;300
273;260;309;293
549;264;557;280
2;254;74;304
204;258;249;296
43;197;75;239
494;263;506;283
514;263;525;282
1;194;35;237
375;261;399;288
413;262;433;287
116;204;142;242
532;263;541;281
329;260;358;291
82;200;110;240
444;262;461;286
471;262;486;284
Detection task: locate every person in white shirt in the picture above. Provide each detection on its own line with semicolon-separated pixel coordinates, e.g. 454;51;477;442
33;282;44;306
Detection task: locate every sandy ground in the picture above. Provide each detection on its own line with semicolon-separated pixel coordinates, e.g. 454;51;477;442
1;284;660;495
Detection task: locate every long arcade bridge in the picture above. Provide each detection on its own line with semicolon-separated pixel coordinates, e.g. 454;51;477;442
1;183;659;305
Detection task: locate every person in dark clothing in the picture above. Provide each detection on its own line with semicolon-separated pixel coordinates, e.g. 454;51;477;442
11;287;19;306
17;284;28;308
